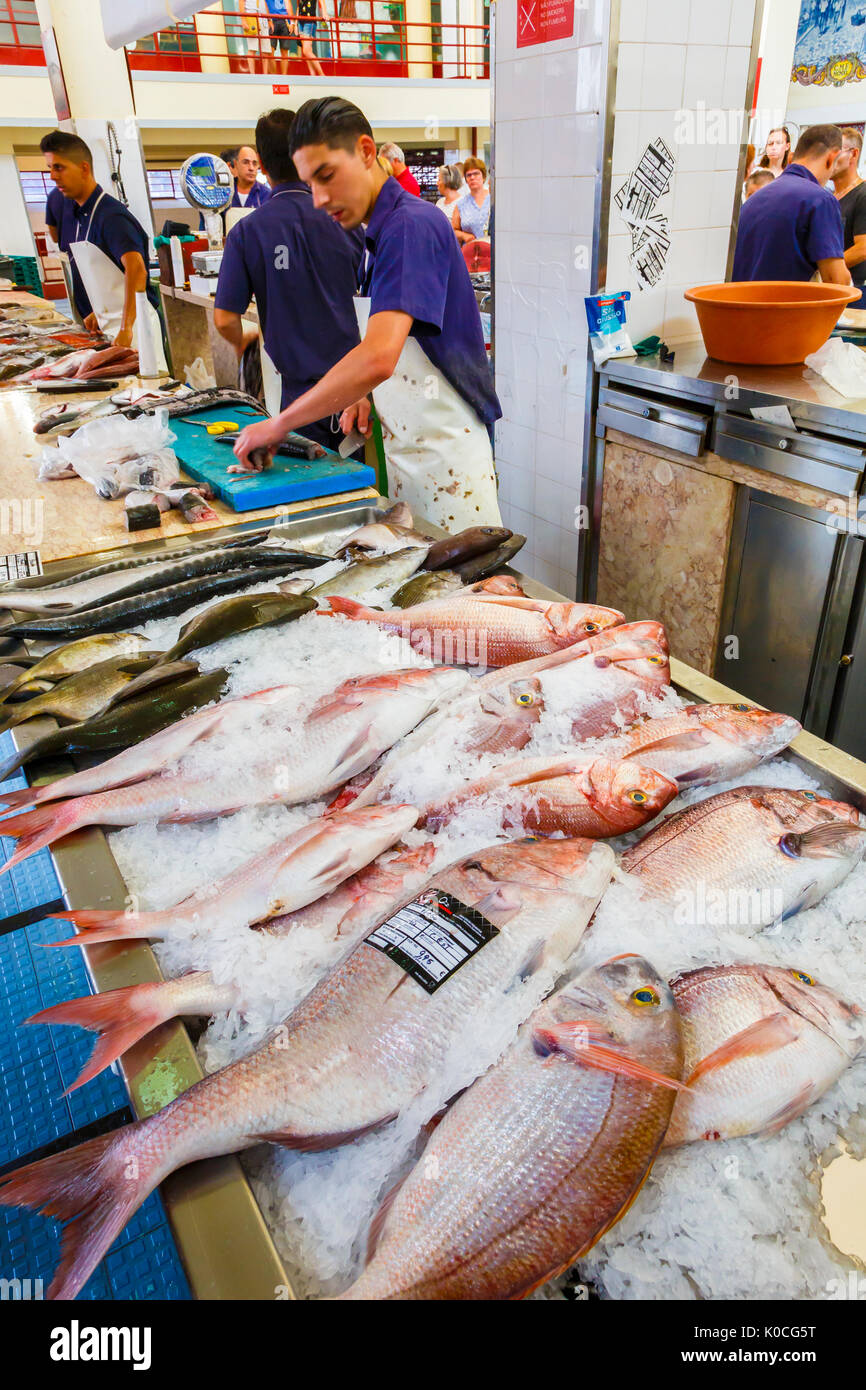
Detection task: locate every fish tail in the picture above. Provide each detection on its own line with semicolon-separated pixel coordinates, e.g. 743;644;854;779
42;907;157;947
26;982;175;1090
0;783;37;811
0;1124;157;1300
0;800;86;875
323;596;378;621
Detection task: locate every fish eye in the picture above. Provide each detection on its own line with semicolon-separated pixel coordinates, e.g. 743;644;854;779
732;703;752;712
647;655;665;666
631;987;659;1007
515;692;534;706
519;835;540;843
792;970;815;987
464;860;484;871
584;622;600;634
800;790;818;802
628;789;649;804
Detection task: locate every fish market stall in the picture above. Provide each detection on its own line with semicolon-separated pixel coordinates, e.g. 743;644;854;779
0;501;864;1302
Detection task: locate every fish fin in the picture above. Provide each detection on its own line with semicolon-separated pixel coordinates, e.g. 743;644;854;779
0;784;40;812
675;765;717;785
684;1012;799;1087
475;884;523;924
25;983;172;1090
791;823;866;858
366;1174;408;1266
533;1023;687;1092
41;908;150;948
507;762;580;788
757;1082;815;1137
0;1126;151;1300
254;1113;398;1153
321;596;376;621
0;801;83;877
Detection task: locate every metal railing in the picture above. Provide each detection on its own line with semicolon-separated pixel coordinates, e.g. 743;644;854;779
126;5;490;80
0;2;44;65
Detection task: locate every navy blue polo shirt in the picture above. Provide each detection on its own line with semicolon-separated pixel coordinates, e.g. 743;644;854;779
46;184;159;321
232;180;270;210
733;164;845;282
361;176;501;427
215;180;363;422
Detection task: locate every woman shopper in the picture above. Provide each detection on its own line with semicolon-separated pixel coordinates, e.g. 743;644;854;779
759;127;793;177
436;164;463;223
452;156;490;245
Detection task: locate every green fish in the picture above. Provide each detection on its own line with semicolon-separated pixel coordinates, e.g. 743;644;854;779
0;633;150;705
156;591;316;665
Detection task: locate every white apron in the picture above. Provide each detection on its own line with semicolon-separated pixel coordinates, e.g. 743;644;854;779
70;191;167;372
353;295;501;530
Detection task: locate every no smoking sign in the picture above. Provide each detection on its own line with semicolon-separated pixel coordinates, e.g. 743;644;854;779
517;0;574;47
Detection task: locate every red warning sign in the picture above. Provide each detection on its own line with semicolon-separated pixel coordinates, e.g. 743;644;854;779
516;0;574;47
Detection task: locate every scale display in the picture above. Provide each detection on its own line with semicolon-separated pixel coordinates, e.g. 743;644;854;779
180;152;234;212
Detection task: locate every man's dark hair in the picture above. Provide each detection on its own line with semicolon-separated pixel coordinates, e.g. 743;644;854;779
255;110;299;184
745;168;774;190
794;124;845;160
220;146;241;168
288;97;373;156
40;129;93;166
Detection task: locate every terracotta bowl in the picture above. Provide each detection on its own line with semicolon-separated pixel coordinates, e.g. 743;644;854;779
684;281;862;365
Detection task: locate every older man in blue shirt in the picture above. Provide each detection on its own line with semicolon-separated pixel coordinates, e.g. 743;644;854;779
733;124;851;286
214;108;363;452
232;96;501;528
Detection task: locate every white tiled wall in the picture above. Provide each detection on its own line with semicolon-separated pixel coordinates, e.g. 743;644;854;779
493;0;607;598
608;0;758;344
493;0;758;596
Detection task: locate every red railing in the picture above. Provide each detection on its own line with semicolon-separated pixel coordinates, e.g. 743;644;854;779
0;3;45;65
126;6;490;80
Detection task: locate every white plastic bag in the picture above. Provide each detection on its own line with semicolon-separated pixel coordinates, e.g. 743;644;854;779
37;410;180;499
184;356;216;391
804;338;866;399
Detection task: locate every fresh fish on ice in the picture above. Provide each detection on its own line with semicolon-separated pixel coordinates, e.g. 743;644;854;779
0;837;614;1299
599;704;802;788
341;955;683;1299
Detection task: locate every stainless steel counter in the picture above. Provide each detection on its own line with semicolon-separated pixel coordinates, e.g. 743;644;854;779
602;343;866;442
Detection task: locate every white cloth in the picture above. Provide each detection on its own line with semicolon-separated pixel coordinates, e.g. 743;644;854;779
353;295;501;530
70;191;166;372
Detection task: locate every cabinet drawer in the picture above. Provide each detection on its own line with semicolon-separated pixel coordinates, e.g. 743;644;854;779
597;386;710;457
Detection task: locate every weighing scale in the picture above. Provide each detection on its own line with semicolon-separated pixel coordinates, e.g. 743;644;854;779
179;151;234;293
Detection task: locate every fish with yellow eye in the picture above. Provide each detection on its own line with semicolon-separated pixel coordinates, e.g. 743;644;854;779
597;702;802;789
339;955;683;1300
664;963;865;1145
620;785;866;932
420;754;678;838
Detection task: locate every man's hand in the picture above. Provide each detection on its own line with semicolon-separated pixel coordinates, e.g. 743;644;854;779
231;415;286;471
83;312;100;334
338;398;373;438
114;326;134;349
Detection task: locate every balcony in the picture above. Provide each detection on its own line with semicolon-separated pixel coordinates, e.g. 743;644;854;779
126;5;489;81
0;2;43;65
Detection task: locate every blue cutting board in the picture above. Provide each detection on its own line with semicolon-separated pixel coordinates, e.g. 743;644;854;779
171;407;375;512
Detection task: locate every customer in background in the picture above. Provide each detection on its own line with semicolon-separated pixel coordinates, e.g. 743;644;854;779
833;128;866;307
452;157;490;246
435;164;463;222
759;126;793;177
289;0;326;77
378;143;420;196
240;0;269;72
732;124;851;286
744;168;774;198
265;0;292;74
228;145;271;209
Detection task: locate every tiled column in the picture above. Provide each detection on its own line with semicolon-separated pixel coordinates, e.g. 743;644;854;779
493;0;609;598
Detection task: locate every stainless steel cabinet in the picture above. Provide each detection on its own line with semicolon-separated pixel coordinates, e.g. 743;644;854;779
715;490;862;737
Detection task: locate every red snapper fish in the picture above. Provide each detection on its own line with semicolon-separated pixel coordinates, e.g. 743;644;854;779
600;704;801;788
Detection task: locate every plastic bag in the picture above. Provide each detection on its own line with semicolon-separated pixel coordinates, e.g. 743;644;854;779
184;356;216;391
37;410;180;499
804;338;866;399
585;290;637;367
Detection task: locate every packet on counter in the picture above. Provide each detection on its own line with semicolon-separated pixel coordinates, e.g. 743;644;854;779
804;338;866;399
585;290;637;367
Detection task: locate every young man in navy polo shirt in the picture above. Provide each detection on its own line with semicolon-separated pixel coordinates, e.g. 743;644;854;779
42;129;160;346
733;124;852;286
214;108;364;451
232;97;501;526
